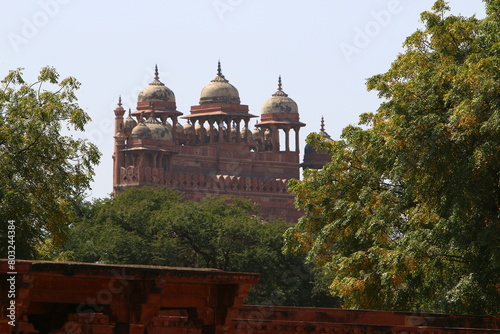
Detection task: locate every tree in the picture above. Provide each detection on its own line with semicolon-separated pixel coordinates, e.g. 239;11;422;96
285;0;499;315
60;187;339;307
60;187;185;265
0;67;101;259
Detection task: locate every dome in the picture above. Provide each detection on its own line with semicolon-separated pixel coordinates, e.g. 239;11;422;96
175;122;185;134
252;127;262;141
195;123;206;136
131;122;152;139
184;121;195;135
137;65;176;103
264;128;271;140
199;62;240;105
261;76;298;115
240;126;251;138
304;143;316;155
123;110;137;130
304;117;333;155
145;116;172;141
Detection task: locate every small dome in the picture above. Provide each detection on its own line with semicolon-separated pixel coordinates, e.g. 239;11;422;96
145;117;172;141
304;117;333;155
261;76;298;115
123;116;137;130
138;65;175;103
252;127;262;141
175;122;185;134
264;128;271;140
304;143;317;155
123;109;137;130
199;62;240;105
195;123;207;136
131;122;152;139
184;122;195;135
240;126;251;137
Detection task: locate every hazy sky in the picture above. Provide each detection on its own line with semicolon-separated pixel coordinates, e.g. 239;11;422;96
1;0;486;200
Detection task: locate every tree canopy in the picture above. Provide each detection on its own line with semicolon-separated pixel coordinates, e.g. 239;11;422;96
0;67;100;259
57;187;339;307
285;0;499;315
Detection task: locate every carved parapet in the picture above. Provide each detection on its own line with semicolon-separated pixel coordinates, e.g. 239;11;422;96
121;166;139;184
121;166;165;186
163;172;289;194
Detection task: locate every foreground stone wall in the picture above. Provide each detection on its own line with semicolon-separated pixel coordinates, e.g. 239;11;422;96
1;260;498;334
233;306;500;334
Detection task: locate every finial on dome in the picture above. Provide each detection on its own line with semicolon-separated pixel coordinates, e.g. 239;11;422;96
320;116;325;132
118;95;122;107
210;60;229;84
217;60;222;77
154;64;159;80
271;75;288;97
128;108;132;117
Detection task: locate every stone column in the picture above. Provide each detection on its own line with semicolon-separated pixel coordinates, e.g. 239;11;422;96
284;126;290;152
295;126;300;153
243;119;249;143
172;116;178;143
235;118;241;143
271;125;279;152
209;120;215;143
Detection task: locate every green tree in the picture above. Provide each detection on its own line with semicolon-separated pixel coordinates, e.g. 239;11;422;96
0;67;100;259
61;187;185;265
60;187;338;307
285;0;499;315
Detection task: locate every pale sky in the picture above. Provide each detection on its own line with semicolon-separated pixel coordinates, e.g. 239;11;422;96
1;0;486;200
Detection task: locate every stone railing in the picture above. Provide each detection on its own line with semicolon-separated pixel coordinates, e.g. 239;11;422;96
120;166;290;194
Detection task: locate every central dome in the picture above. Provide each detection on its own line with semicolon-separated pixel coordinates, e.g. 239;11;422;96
199;62;240;105
138;65;175;103
261;76;298;114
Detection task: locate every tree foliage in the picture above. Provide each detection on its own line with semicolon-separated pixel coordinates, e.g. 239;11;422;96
285;0;499;315
0;67;100;259
58;187;339;307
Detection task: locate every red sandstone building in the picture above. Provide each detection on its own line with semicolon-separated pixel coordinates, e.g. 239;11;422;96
1;260;498;334
112;63;332;221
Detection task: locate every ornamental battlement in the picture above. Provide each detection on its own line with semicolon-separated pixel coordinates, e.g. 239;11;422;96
119;167;290;194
